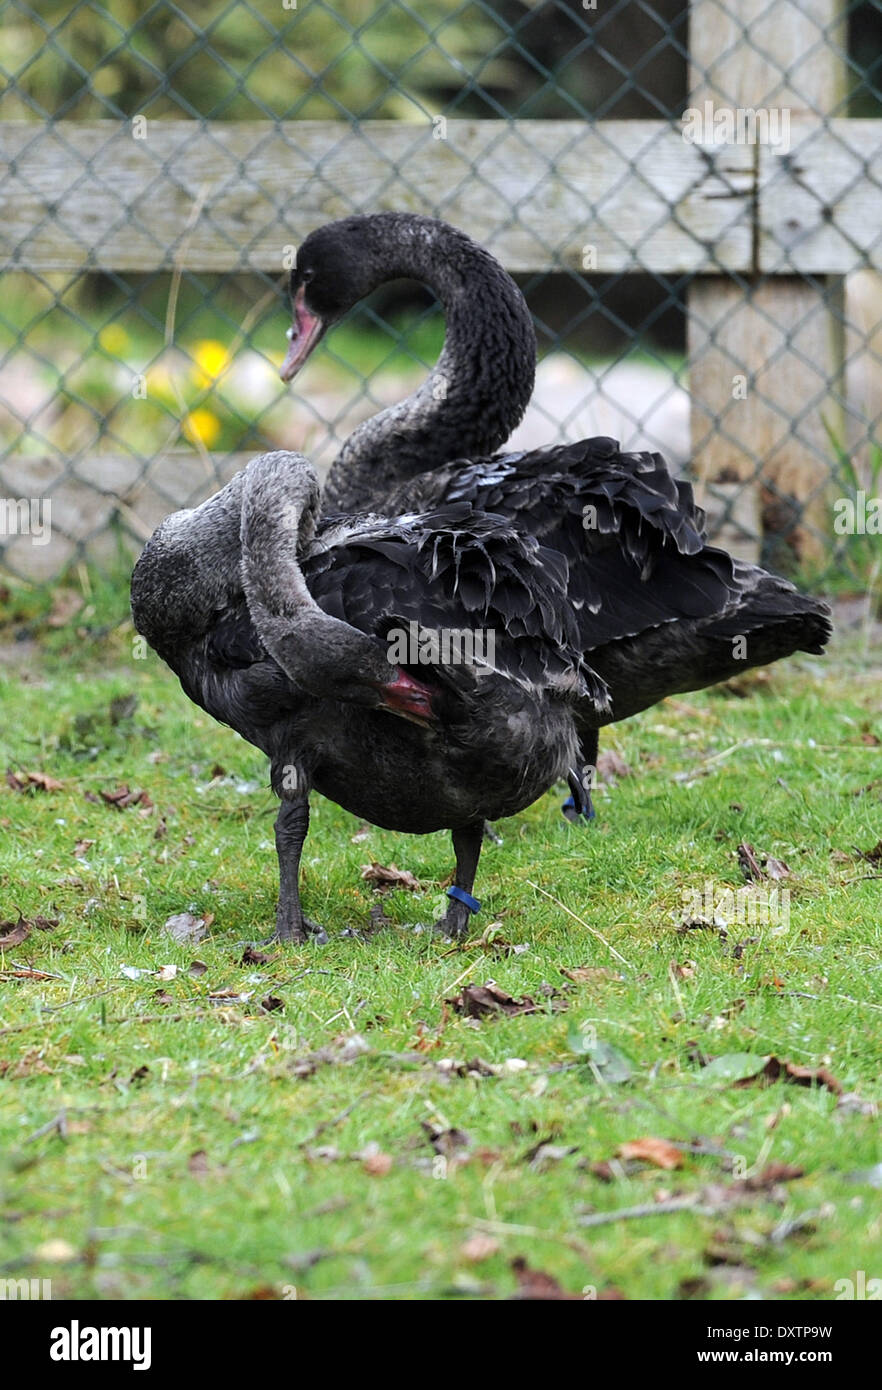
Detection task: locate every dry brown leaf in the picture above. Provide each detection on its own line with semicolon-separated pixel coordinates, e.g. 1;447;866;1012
742;1163;804;1191
618;1137;684;1170
671;960;697;980
241;945;271;965
510;1257;581;1301
446;980;562;1019
359;861;422;892
98;785;153;811
737;842;791;882
733;1056;842;1096
0;915;58;949
736;842;764;881
6;770;65;793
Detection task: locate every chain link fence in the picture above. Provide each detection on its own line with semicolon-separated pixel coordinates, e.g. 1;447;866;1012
0;0;880;586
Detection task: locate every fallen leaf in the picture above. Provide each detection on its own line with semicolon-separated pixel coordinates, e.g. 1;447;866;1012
855;839;882;865
447;980;561;1019
0;915;58;949
260;995;284;1013
6;770;65;793
188;1150;210;1177
671;959;697;980
732;1055;842;1096
765;857;791;880
241;945;271;965
163;911;212;944
359;861;422;892
737;842;790;881
155;964;178;982
421;1121;471;1158
567;1033;633;1083
0;920;31;949
120;964;149;980
98;785;152;811
188;960;208;977
737;843;765;881
743;1163;804;1190
510;1257;580;1301
695;1052;769;1083
618;1137;683;1170
523;1139;578;1170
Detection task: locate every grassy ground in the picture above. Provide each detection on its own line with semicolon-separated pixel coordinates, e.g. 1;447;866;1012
0;577;880;1302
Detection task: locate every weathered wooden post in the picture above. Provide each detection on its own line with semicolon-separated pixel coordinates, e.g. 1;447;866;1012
687;0;846;569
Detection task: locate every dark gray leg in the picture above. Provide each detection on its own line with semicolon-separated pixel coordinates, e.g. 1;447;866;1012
563;728;599;824
271;797;327;944
433;822;484;939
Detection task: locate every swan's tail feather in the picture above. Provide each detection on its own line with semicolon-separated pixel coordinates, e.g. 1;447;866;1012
586;570;831;724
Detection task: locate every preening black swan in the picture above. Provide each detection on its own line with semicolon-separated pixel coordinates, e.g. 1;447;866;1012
131;450;608;942
281;212;832;816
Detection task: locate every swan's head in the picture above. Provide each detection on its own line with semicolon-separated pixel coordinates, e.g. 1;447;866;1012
280;220;378;382
374;669;437;727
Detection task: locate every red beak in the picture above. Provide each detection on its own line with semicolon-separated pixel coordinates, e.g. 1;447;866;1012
379;670;436;726
280;285;325;382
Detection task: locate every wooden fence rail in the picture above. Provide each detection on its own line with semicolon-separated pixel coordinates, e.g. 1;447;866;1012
0;0;876;576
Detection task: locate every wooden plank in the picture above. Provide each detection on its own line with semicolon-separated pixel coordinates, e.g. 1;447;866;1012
0;119;753;274
687;0;846;568
758;118;882;273
0;450;301;581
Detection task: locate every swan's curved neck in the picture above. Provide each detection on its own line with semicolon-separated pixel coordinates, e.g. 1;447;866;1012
322;220;536;512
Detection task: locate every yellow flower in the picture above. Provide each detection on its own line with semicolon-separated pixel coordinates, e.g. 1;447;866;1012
192;339;228;385
182;409;221;448
98;323;129;355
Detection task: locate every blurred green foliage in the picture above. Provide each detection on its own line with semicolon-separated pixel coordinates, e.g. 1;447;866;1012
0;0;506;120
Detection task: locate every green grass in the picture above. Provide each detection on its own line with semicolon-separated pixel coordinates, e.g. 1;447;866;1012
1;581;881;1302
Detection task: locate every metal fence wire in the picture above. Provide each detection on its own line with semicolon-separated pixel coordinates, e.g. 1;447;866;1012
0;0;881;586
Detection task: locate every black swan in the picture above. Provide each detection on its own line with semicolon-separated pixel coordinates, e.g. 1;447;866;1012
280;212;832;817
131;450;609;942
